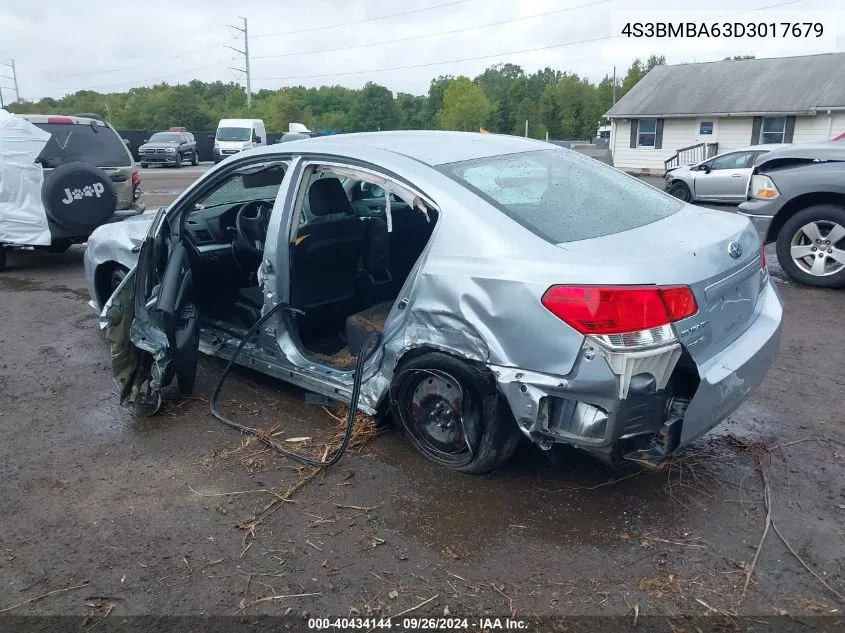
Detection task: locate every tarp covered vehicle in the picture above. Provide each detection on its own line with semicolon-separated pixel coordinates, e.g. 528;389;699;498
88;132;783;473
0;110;143;271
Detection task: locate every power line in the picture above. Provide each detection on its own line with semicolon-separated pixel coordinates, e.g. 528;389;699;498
57;0;469;79
227;17;252;108
249;0;470;42
37;0;811;97
253;35;613;82
252;0;810;83
252;0;608;61
62;38;238;77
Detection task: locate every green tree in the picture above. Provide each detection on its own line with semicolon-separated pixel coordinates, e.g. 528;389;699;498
349;82;400;132
395;93;427;129
437;76;492;132
473;63;524;133
424;75;453;128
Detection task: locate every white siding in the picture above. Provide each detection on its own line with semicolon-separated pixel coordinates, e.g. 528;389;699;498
792;112;845;143
610;113;845;174
610;118;693;173
712;117;754;152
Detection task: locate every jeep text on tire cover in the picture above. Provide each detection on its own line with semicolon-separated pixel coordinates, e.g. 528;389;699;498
61;182;106;204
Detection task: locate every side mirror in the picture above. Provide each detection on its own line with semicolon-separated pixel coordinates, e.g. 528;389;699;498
699;164;710;173
254;136;262;144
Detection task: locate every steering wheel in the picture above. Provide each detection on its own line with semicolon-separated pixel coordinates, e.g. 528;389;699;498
235;201;271;256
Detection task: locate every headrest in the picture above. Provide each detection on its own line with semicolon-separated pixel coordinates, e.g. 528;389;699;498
308;177;351;216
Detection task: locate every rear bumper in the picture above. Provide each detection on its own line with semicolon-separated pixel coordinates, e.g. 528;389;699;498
491;281;783;462
678;281;783;445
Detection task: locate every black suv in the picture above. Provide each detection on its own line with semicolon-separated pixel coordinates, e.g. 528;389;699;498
738;142;845;288
137;128;198;168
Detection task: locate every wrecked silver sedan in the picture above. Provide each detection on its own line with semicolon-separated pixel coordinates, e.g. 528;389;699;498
85;131;783;473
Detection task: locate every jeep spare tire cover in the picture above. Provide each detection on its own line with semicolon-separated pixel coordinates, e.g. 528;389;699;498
41;162;118;232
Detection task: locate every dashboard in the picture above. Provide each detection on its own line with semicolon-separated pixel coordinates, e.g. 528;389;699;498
184;200;273;252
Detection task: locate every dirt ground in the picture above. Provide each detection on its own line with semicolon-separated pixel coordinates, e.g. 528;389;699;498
0;170;843;631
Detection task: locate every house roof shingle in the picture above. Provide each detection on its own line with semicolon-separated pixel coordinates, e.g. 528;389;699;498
605;53;845;118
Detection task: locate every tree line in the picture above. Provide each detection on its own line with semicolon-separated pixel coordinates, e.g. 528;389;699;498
8;56;672;138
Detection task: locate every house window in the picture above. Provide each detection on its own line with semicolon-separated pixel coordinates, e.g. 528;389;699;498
761;117;786;144
637;119;657;147
699;121;714;135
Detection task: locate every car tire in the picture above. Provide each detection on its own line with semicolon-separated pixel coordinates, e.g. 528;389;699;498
46;239;72;254
190;151;199;166
389;352;522;474
174;153;182;169
776;204;845;288
41;162;118;233
0;246;6;273
668;181;692;203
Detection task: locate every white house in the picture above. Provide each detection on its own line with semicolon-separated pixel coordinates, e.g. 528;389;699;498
605;53;845;176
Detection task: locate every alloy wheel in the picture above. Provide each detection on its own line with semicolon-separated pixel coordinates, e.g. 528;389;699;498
789;220;845;277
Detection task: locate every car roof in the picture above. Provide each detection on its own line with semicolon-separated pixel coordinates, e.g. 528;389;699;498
257;131;553;166
19;114;108;127
755;141;845;165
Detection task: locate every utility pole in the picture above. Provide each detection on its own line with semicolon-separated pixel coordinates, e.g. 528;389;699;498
612;65;616;105
226;17;251;108
1;59;20;104
525;119;529;138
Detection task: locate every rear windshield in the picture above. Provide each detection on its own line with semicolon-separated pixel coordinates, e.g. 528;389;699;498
217;127;251;142
33;122;131;168
438;149;682;243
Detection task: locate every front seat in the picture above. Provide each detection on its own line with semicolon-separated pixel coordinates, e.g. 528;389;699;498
290;177;367;314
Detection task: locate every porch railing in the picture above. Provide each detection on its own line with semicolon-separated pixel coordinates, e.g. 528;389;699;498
664;142;719;170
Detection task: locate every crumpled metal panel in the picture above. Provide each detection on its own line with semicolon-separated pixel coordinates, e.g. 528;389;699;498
99;267;160;405
0;109;52;245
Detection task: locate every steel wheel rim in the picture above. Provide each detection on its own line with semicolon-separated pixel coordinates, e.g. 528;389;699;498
409;371;467;455
789;220;845;277
670;184;690;202
110;268;126;293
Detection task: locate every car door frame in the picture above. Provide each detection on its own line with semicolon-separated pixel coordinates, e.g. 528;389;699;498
114;151;298;404
256;154;441;413
693;151;756;202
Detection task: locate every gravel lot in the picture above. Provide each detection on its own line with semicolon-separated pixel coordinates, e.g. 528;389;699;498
1;167;843;629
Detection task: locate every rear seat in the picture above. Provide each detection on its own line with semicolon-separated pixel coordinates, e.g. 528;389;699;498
345;301;393;356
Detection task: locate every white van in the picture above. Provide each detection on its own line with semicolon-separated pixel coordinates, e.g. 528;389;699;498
213;118;267;163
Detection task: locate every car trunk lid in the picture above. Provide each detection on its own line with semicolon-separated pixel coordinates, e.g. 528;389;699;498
554;204;766;364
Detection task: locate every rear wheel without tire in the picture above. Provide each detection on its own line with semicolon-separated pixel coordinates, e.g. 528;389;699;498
776;204;845;288
108;264;128;295
668;181;692;203
389;352;522;474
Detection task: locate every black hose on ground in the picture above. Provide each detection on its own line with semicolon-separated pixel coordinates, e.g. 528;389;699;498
209;301;380;467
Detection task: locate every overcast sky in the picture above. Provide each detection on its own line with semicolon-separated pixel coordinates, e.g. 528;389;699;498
0;0;842;102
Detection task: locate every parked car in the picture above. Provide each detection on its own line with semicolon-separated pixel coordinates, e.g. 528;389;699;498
0;112;144;271
738;141;845;288
87;132;782;474
665;144;790;203
137;129;198;168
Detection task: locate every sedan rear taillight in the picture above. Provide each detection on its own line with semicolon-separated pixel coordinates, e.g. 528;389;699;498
541;285;698;338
